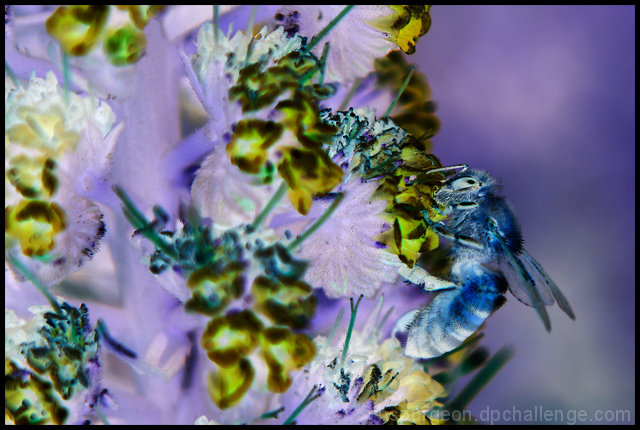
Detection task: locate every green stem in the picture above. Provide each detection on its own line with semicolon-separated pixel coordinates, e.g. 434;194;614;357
283;385;322;425
326;306;345;346
338;77;362;111
112;185;178;259
318;42;330;85
251;181;288;231
383;66;414;117
95;400;111;425
6;253;61;314
444;347;515;415
375;305;395;335
213;5;220;45
247;5;257;34
339;295;363;370
261;406;285;420
304;5;355;53
5;60;21;88
61;47;70;106
287;192;345;251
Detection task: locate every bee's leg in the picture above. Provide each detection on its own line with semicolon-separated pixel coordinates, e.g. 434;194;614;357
421;210;484;251
398;264;458;291
424;275;459;291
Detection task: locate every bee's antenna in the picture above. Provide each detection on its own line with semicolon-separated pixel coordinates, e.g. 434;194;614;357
426;164;468;176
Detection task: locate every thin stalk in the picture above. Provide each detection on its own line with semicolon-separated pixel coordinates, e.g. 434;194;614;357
282;385;322;425
338;77;362;111
5;60;21;88
325;307;345;346
96;319;137;359
339;295;363;370
247;5;257;34
375;305;395;335
251;181;288;231
287;192;345;251
213;5;220;45
318;42;330;85
383;67;414;117
444;347;515;415
61;47;70;106
6;253;61;314
304;5;354;53
261;406;285;420
95;401;111;425
112;185;178;259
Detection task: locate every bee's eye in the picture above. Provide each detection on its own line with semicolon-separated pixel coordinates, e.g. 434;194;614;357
451;177;480;190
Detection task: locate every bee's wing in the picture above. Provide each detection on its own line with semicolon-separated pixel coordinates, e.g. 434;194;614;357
519;249;576;320
489;229;552;331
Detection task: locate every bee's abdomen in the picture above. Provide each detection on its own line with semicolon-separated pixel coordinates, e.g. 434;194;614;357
405;270;507;359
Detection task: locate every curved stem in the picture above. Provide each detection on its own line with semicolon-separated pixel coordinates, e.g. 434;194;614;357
383;67;414;118
251;181;288;231
304;5;355;53
339;294;363;370
6;252;61;314
287;192;345;251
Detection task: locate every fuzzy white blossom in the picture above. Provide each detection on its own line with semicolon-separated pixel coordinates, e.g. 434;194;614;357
5;72;122;287
297;179;402;299
184;24;303;142
273;6;397;83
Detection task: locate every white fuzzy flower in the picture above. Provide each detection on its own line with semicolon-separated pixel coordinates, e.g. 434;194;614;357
5;307;48;368
279;300;446;424
297;179;401;298
191;143;282;229
5;71;122;286
273;6;396;83
184;23;303;141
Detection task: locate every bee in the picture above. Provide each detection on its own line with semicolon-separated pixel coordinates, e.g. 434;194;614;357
394;166;575;359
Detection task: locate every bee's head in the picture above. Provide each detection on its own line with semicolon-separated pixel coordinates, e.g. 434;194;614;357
434;169;500;205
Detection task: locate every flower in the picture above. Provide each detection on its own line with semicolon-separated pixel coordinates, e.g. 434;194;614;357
5;71;121;286
5;303;103;425
45;5;165;65
297;179;402;299
276;300;447;424
273;6;396;83
191;142;280;230
185;23;303;142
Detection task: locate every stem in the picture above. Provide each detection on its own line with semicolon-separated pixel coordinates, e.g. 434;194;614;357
247;5;257;34
95;401;111;425
318;42;330;85
6;253;61;314
261;406;285;420
282;385;322;425
287;192;345;251
5;60;21;88
251;181;288;231
112;185;178;259
213;5;220;45
339;295;363;370
338;77;362;111
96;319;137;359
444;347;515;415
326;306;345;346
375;305;395;335
383;67;414;117
61;47;70;106
304;5;355;53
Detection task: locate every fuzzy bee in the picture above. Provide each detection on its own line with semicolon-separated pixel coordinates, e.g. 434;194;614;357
394;166;575;359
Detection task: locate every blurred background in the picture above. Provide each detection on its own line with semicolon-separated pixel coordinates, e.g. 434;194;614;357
411;5;634;424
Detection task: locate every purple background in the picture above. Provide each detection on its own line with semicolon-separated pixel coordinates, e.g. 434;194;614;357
412;5;634;424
